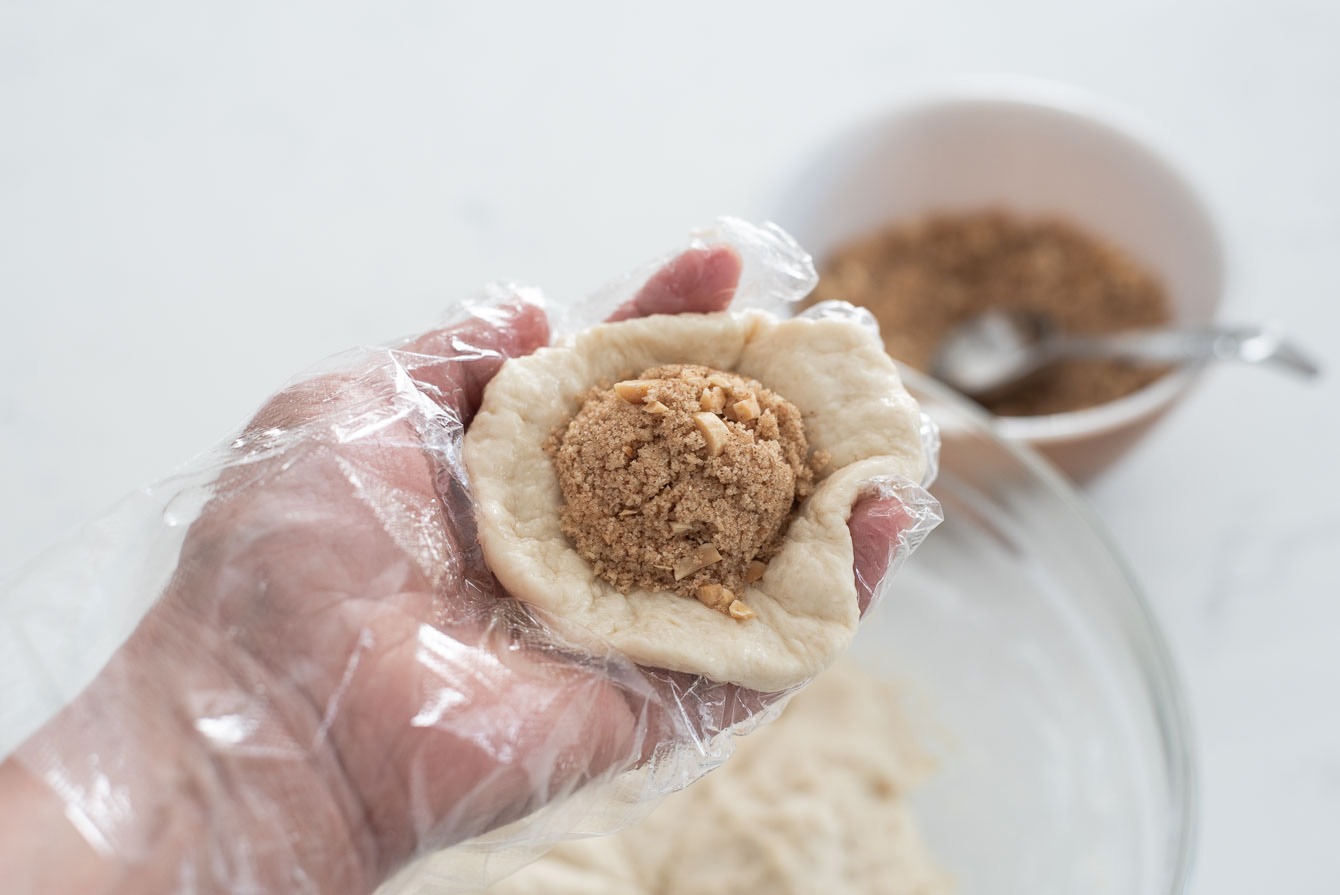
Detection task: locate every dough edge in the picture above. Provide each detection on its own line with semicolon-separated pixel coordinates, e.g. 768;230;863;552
463;310;925;691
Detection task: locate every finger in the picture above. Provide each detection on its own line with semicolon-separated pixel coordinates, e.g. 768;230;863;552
243;298;550;436
397;297;551;422
847;494;916;617
606;246;743;322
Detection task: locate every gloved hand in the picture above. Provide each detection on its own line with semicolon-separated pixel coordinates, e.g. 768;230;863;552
0;243;932;895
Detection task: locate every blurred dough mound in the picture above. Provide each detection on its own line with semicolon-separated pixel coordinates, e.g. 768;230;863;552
486;661;949;895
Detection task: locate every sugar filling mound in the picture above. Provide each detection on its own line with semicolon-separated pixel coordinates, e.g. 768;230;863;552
548;364;821;619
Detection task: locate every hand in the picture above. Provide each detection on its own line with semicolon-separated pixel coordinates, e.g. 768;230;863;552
0;247;919;895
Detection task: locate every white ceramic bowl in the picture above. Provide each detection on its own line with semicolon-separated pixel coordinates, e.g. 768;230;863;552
774;78;1226;481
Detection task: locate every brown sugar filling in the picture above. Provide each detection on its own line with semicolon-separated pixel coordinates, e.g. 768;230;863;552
548;364;820;618
807;211;1173;416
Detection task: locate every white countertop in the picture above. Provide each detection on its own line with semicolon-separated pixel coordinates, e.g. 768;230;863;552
2;2;1337;892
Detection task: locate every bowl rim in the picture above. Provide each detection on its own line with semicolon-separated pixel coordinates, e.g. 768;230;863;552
778;74;1229;444
903;361;1200;894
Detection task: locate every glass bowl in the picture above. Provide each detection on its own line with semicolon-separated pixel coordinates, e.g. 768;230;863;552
853;366;1196;895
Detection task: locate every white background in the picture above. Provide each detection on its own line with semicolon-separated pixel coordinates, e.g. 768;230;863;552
1;2;1337;892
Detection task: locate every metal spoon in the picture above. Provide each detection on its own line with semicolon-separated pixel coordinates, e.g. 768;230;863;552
930;309;1322;401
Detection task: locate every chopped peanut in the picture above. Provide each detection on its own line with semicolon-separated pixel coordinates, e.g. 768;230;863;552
699;387;726;414
674;543;723;580
732;393;761;421
614;380;655;403
693;411;731;457
643;400;669;414
696;583;735;613
728;599;756;620
745;560;767;584
670;521;694;535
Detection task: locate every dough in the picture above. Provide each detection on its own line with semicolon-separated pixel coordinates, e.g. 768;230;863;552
485;661;949;895
464;310;926;691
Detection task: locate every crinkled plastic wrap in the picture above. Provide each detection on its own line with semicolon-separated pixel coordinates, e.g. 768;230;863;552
0;218;941;894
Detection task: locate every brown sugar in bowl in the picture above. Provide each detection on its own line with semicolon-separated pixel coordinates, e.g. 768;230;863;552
773;78;1225;482
807;210;1178;419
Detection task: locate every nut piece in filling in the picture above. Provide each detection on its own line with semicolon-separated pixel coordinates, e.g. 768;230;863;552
548;364;817;618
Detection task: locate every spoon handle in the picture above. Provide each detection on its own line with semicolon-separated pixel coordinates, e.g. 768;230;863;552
1055;325;1322;378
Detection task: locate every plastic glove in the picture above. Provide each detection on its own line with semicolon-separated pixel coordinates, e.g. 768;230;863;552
0;232;939;895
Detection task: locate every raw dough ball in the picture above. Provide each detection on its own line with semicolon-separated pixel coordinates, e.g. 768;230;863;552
464;310;927;691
